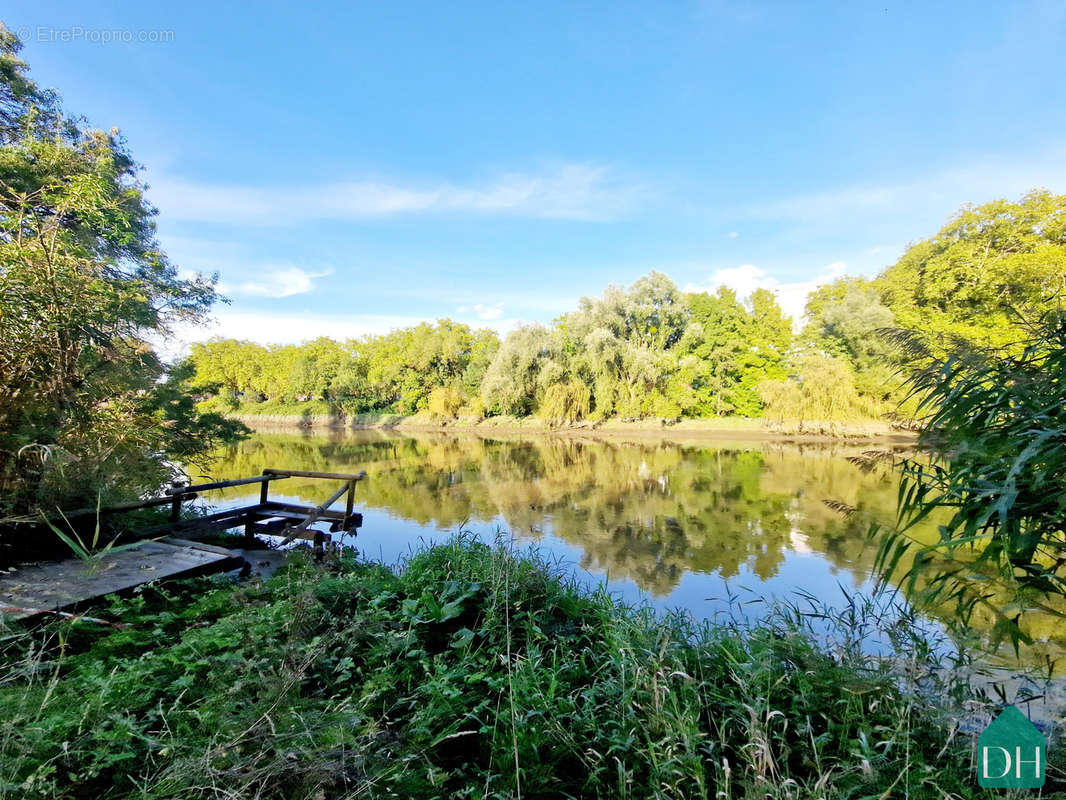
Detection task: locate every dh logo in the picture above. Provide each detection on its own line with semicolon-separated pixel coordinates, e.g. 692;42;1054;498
978;706;1045;788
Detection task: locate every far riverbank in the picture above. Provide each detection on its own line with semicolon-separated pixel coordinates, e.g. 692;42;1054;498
227;407;918;444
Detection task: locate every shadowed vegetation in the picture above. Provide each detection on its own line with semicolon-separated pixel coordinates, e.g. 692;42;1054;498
1;537;1050;799
0;26;243;536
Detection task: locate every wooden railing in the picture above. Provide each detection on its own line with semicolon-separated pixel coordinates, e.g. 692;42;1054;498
22;469;369;549
259;469;367;544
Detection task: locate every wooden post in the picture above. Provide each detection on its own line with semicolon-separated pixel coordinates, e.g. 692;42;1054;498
277;482;351;547
260;472;270;505
170;482;183;523
344;480;355;530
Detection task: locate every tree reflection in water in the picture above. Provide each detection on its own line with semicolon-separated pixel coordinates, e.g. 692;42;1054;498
201;429;1066;664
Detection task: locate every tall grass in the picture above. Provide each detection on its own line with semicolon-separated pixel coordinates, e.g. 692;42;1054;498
0;536;1057;798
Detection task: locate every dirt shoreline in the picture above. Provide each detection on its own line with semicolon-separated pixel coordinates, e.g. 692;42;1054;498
230;412;919;445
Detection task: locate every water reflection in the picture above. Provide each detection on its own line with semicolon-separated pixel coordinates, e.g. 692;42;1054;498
200;429;1065;664
203;431;905;593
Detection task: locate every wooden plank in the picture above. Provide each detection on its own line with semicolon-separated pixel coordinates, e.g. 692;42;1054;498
161;537;244;557
0;540;245;622
260;501;347;521
278;483;352;546
138;506;256;538
166;474;289;495
263;469;367;482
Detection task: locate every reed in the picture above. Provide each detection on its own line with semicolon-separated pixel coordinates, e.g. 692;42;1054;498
0;535;1056;798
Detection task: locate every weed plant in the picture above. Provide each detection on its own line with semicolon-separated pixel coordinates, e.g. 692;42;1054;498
0;535;1058;799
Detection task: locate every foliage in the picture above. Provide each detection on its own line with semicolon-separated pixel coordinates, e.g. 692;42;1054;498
479;323;554;416
760;354;873;427
190;274;807;425
0;538;1013;799
170;187;1066;433
0;27;243;516
557;272;692;418
427;386;463;420
681;286;792;416
190;321;499;415
879;190;1066;352
537;378;591;426
874;312;1066;650
803;277;904;407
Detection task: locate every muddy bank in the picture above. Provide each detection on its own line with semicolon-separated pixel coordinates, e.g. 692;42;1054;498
230;411;918;444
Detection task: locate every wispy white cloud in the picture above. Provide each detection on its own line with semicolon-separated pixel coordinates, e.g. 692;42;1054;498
684;261;847;328
727;231;740;238
457;301;505;320
219;266;332;298
148;163;639;225
738;150;1066;228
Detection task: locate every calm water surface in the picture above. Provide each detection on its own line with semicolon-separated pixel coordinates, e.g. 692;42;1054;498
200;429;1065;677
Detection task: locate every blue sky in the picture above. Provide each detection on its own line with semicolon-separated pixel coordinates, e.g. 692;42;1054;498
9;1;1066;348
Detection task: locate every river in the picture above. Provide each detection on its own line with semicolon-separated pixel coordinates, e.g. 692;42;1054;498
200;428;1065;687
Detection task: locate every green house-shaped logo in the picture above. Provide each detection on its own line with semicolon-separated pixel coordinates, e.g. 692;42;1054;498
977;705;1046;788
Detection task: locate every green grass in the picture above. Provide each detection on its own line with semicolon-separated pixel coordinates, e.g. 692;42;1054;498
0;537;1055;798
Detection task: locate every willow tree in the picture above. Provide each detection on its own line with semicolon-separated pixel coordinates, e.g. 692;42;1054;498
802;277;904;410
0;27;240;514
481;324;556;416
557;272;692;418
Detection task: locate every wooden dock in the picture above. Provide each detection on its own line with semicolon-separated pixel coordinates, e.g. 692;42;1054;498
0;538;244;621
0;468;368;624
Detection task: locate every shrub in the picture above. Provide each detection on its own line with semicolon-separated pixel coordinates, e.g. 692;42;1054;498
427;386;463;420
538;379;591;427
0;538;1023;799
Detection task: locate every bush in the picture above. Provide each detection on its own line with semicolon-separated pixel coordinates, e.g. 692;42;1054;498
0;538;1023;799
427;386;463;420
537;379;591;427
760;354;875;425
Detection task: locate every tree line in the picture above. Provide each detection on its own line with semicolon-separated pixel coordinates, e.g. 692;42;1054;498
188;188;1066;426
2;9;1064;528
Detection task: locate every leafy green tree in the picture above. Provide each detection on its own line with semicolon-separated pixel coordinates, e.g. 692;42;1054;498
682;286;792;416
0;27;242;514
190;321;499;414
556;273;691;418
803;277;902;406
366;320;497;412
329;341;372;408
683;288;749;415
879;190;1066;352
481;324;555;416
188;339;268;403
